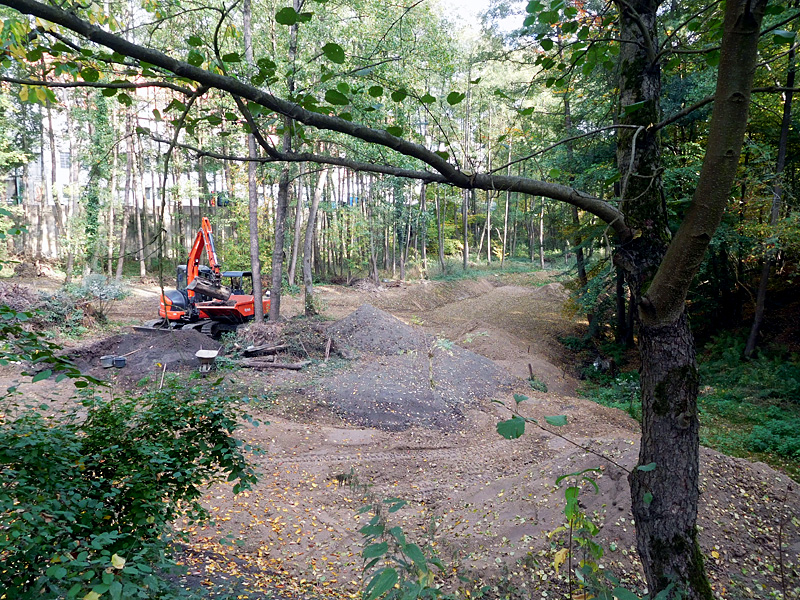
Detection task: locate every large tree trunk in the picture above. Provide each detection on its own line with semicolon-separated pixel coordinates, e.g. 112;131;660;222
619;1;766;597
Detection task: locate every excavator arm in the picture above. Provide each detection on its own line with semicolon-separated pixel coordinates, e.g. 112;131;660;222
187;216;223;299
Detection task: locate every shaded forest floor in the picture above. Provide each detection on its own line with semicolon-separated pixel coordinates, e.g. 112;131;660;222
1;271;798;599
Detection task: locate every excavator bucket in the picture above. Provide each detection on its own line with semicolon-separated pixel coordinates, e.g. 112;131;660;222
187;277;232;301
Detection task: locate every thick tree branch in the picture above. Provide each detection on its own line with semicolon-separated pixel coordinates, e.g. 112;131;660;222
0;0;631;239
0;76;193;95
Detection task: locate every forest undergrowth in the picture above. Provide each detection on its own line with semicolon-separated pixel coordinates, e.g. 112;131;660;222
576;333;800;482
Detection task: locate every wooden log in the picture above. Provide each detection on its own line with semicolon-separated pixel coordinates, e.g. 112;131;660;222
188;277;232;301
243;343;288;357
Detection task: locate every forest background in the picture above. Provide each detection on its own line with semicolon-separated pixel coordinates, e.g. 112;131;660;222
0;0;799;598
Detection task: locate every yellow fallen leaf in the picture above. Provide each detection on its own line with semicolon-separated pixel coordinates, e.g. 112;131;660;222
554;547;569;573
711;550;720;559
84;593;101;600
111;553;126;569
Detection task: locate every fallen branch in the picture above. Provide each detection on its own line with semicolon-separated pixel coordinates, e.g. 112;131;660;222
239;358;311;370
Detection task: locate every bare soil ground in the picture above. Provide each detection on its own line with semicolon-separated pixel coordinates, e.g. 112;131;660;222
2;273;798;600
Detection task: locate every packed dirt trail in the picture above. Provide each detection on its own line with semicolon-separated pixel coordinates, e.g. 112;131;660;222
170;274;798;600
3;272;797;599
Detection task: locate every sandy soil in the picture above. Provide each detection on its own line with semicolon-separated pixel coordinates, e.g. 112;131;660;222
2;273;798;600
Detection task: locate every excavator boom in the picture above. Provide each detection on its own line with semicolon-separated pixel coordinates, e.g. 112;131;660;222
187;216;222;299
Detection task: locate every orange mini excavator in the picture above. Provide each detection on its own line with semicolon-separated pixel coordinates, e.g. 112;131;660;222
148;216;270;337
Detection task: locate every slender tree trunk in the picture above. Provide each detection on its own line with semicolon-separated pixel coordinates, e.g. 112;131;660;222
420;183;427;276
244;0;264;321
268;0;299;320
538;200;545;269
287;166;305;285
116;127;133;280
462;189;469;270
744;41;794;357
107;128;118;277
133;151;147;278
435;188;445;272
304;168;326;315
44;88;64;260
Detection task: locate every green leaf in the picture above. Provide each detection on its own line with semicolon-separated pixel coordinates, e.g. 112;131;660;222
275;7;298;24
434;150;449;160
612;587;640;600
322;43;345;64
81;67;99;82
324;89;349;105
391;88;408;102
540;38;554;51
420;93;436;104
704;49;720;67
117;93;132;106
32;369;52;383
622;100;647;115
186;35;203;47
365;568;399;600
637;462;657;472
101;87;118;97
109;581;122;600
513;393;528;404
497;416;525;439
404;543;427;569
385;125;403;136
548;167;561;179
363;541;388;559
368;85;384;98
187;49;204;67
297;12;313;22
221;52;241;63
544;415;567;427
446;91;465;105
644;492;653;505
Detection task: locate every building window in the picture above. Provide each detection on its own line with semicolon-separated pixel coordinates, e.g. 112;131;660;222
59;152;70;169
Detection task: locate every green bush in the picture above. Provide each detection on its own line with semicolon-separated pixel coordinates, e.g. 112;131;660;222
65;274;128;322
748;419;800;458
0;380;258;599
579;372;641;420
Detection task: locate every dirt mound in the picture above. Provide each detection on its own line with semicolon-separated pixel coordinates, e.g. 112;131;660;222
70;329;221;382
319;305;513;430
327;303;425;356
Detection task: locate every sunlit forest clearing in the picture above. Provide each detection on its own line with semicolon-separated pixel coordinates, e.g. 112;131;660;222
1;0;799;598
